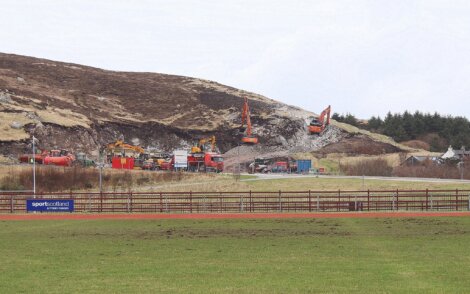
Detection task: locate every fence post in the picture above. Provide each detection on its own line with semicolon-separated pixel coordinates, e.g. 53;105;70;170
317;192;320;211
367;190;370;211
468;193;470;211
100;191;103;213
127;192;130;213
240;194;244;212
190;191;193;213
429;193;434;210
456;189;459;211
338;190;341;211
249;190;252;212
308;190;312;212
10;194;13;213
164;193;168;213
278;190;282;212
425;189;429;211
354;194;358;211
130;192;133;213
395;189;400;210
159;192;163;213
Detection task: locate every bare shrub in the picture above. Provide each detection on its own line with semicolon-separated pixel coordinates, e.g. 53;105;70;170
393;160;470;180
340;158;393;176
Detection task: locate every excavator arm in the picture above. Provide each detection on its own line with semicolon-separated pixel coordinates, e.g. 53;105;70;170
240;97;258;144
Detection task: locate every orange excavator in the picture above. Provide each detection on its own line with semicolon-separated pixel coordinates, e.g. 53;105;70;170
240;97;258;144
308;105;331;135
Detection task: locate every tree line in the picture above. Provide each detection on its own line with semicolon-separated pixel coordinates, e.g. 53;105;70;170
332;111;470;151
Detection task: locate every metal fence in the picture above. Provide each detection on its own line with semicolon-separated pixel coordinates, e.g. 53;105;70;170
1;189;470;214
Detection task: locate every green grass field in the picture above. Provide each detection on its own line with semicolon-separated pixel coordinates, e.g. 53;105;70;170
242;177;470;191
1;217;470;293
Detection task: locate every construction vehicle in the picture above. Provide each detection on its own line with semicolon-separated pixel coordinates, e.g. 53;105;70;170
43;149;75;166
309;105;331;135
248;158;271;174
105;140;146;169
188;152;224;172
191;136;216;153
142;160;156;170
105;140;145;157
240;97;258;144
75;152;95;167
188;136;224;172
19;150;48;164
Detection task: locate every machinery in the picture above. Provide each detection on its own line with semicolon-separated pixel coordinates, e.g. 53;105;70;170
309;105;331;135
75;152;95;167
105;140;145;157
43;149;75;166
105;140;146;169
187;152;224;173
191;136;216;153
19;150;48;164
248;158;271;174
240;97;258;144
188;136;224;172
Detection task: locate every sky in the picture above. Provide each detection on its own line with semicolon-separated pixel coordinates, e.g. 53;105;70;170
1;0;470;118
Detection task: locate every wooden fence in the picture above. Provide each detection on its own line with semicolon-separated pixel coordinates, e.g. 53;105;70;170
1;189;469;213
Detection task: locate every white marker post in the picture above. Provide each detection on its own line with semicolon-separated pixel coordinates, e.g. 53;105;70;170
32;136;36;199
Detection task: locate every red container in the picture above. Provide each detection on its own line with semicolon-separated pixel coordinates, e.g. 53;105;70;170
112;157;135;169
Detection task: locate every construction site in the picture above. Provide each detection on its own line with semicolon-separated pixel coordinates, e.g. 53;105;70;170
1;53;469;192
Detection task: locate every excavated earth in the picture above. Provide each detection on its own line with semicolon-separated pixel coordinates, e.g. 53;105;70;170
0;53;405;165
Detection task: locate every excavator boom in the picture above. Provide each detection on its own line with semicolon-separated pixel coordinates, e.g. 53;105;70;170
240;97;258;144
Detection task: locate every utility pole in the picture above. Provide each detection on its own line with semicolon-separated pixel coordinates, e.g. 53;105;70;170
236;143;241;181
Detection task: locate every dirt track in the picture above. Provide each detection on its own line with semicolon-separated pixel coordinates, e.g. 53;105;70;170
1;212;470;220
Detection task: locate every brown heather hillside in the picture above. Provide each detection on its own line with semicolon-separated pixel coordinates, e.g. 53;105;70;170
0;53;414;162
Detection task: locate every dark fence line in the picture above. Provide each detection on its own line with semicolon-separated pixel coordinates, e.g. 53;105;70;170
1;189;469;214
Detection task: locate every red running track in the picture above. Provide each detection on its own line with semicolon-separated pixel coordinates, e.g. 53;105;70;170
1;211;470;220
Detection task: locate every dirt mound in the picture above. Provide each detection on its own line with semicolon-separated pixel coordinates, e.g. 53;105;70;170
313;135;402;156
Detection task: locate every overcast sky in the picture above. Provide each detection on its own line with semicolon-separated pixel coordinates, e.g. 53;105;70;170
1;0;469;118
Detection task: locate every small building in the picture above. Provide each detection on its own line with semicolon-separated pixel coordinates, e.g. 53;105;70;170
441;146;470;161
403;155;442;166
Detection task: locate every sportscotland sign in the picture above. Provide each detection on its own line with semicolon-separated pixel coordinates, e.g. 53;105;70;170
27;199;74;212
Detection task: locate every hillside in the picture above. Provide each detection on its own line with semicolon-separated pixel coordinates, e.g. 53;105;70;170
0;53;415;163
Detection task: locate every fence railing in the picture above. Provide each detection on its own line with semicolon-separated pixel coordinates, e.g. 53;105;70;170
1;189;469;214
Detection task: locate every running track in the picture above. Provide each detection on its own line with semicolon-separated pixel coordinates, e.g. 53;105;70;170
1;212;470;220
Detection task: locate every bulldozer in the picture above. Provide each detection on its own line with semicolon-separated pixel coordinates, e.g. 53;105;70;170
308;105;331;135
240;97;258;144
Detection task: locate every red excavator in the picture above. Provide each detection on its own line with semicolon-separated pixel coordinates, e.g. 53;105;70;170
308;105;331;135
240;97;258;144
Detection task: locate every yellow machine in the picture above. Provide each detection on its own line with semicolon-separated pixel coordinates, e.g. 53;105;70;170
105;140;145;157
191;136;216;153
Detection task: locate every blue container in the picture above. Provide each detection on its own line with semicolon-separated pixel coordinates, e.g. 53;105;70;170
296;160;312;173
